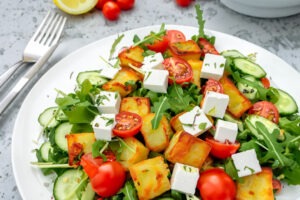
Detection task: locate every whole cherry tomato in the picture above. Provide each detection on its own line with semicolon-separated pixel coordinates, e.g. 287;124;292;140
166;30;186;44
113;111;142;138
197;168;236;200
96;0;112;10
176;0;192;7
205;137;240;159
102;1;121;21
248;101;279;123
116;0;135;10
163;57;193;84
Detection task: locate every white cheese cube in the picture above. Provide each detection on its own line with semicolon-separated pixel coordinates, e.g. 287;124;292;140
94;91;121;114
98;59;121;79
201;53;226;80
214;120;238;143
141;53;164;70
202;91;229;118
143;69;169;93
179;106;212;136
170;163;200;195
91;114;116;141
231;149;262;177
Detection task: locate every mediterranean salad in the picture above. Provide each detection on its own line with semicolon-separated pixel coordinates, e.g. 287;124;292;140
32;5;300;200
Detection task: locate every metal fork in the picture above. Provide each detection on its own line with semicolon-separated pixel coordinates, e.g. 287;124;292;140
0;12;66;87
0;12;67;115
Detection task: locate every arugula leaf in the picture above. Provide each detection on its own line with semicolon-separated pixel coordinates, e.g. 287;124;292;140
92;140;108;160
109;34;124;60
120;180;138;200
133;23;166;46
283;167;300;184
279;114;300;135
195;4;205;39
151;96;170;129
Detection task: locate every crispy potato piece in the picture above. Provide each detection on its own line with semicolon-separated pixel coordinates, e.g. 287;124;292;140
236;168;274;200
141;113;173;152
129;156;171;200
169;40;201;61
170;112;185;132
119;137;149;171
120;97;151;117
102;67;143;97
66;133;96;165
118;46;144;67
164;131;211;168
219;76;252;118
188;59;203;88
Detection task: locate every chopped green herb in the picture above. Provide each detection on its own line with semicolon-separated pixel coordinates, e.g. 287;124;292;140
208;106;216;115
144;71;152;81
198;122;207;130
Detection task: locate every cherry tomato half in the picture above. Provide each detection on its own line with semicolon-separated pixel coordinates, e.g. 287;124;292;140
248;101;279;124
176;0;192;7
146;36;169;53
166;30;186;44
202;79;224;95
261;77;271;89
116;0;135;10
205;137;240;159
272;178;282;194
91;161;126;197
198;38;219;57
163;57;193;84
113;111;142;137
102;1;121;21
96;0;112;10
197;168;236;200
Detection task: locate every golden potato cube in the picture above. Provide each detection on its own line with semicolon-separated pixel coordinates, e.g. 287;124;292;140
120;97;151;117
164;131;211;168
141;113;173;152
236;168;274;200
169;40;201;61
170;112;185;132
102;67;143;97
66;133;96;165
118;46;144;67
129;156;171;200
187;59;203;88
119;137;149;170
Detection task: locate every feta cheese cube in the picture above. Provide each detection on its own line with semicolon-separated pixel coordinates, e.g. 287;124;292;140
143;69;169;93
214;120;238;143
94;91;121;114
202;91;229;118
170;163;200;195
201;54;226;80
179;106;212;136
91;114;116;141
98;59;121;79
142;53;164;70
231;149;262;177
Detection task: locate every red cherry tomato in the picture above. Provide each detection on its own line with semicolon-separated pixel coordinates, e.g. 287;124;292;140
146;36;169;53
205;137;240;159
248;101;279;123
261;77;270;88
102;1;121;21
96;0;112;10
91;161;126;197
176;0;192;7
113;111;142;137
197;168;236;200
198;38;219;57
202;79;224;95
272;178;282;194
163;57;193;84
116;0;135;10
166;30;186;44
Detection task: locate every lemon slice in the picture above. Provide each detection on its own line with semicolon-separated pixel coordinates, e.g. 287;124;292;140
53;0;98;15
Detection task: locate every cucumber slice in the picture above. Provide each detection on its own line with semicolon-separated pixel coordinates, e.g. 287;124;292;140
233;58;266;78
38;107;64;128
224;112;244;131
53;169;88;200
76;70;108;86
81;182;95;200
273;89;298;115
55;122;73;152
237;75;263;101
221;50;245;58
245;115;279;140
39;142;53;162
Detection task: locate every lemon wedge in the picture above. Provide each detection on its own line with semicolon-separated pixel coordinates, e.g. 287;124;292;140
53;0;98;15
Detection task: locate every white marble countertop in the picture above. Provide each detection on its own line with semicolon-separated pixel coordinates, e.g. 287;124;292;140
0;0;299;199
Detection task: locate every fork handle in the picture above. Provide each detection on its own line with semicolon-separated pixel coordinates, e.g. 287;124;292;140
0;60;24;88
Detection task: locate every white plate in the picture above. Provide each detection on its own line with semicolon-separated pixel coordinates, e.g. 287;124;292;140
12;25;300;200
